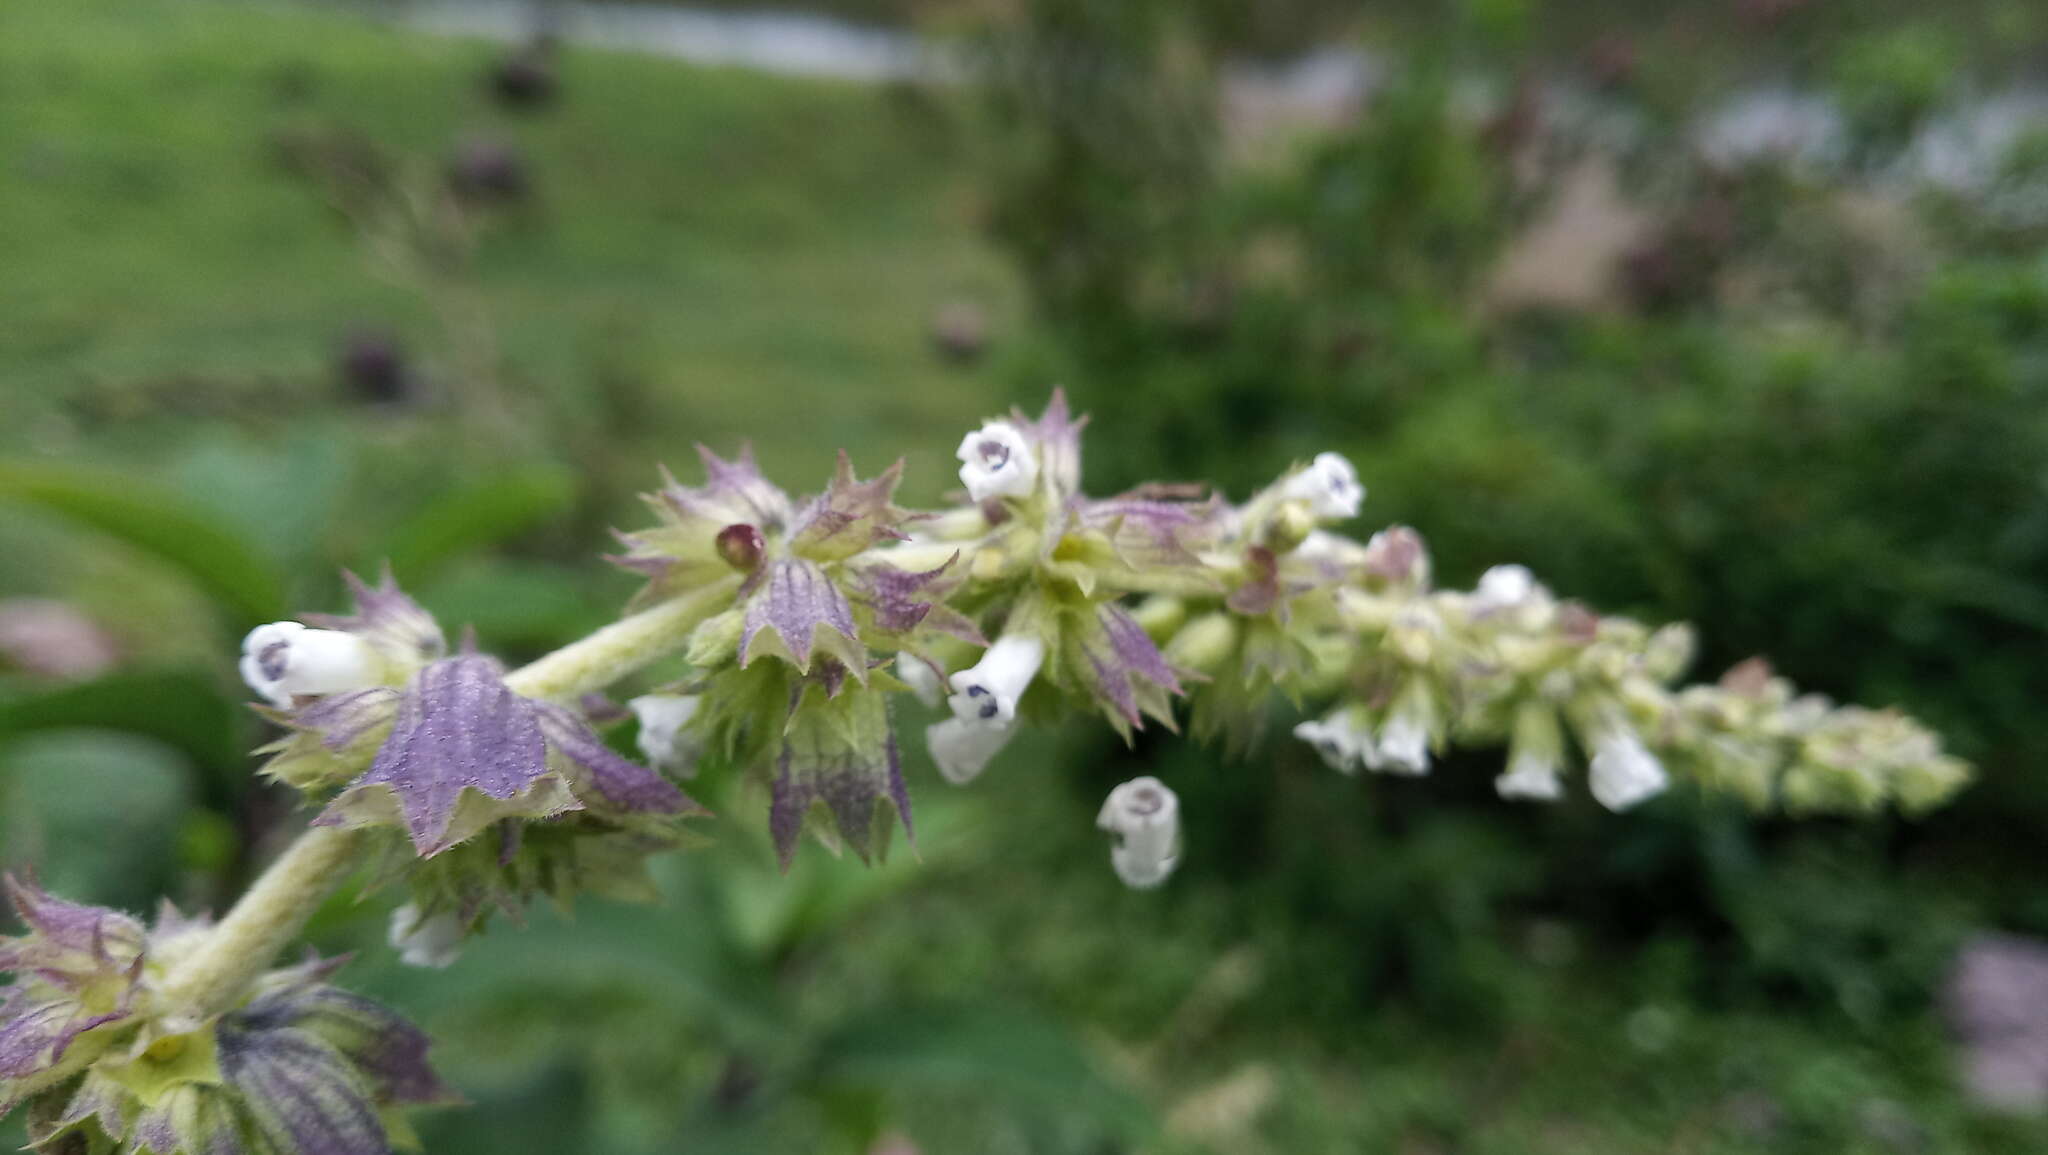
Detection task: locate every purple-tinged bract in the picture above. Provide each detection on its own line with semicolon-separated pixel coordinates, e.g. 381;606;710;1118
787;453;911;563
768;685;911;870
303;566;447;671
739;559;867;680
532;702;704;817
1061;604;1185;739
0;877;147;1109
1010;388;1089;498
316;655;579;857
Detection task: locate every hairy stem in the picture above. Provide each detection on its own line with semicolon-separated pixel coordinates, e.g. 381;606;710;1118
156;826;365;1021
504;579;736;700
162;585;732;1018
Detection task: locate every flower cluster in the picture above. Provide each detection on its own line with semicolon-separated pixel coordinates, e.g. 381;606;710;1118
249;569;703;949
1268;555;1966;817
600;390;1966;895
0;388;1979;1150
0;877;452;1154
227;392;1966;914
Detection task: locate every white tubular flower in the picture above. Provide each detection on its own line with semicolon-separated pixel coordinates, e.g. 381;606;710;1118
1279;451;1365;520
387;903;464;969
1497;701;1565;801
1474;564;1548;610
1096;776;1180;889
629;693;704;778
947;634;1045;726
1496;751;1565;801
926;716;1016;784
1375;712;1432;776
1371;683;1437;776
1589;724;1669;811
895;655;946;709
239;621;382;706
956;421;1039;503
1293;710;1374;774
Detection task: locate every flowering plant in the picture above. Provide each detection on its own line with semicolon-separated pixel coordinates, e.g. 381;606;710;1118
1;392;1967;1152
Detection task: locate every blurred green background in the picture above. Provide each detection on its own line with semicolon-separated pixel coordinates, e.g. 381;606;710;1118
4;0;2047;1150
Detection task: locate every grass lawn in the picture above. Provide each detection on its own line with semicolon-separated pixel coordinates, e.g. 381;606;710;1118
0;0;1017;493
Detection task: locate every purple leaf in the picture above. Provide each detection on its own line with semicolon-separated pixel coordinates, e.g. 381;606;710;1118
0;992;123;1080
318;657;575;857
846;555;961;635
235;983;457;1110
739;559;865;678
291;688;403;752
1063;604;1184;736
132;1085;249;1155
303;566;446;667
788;453;910;562
1010;388;1089;497
659;446;793;531
768;692;910;871
3;875;145;965
216;1023;391;1155
532;702;704;816
1080;497;1216;569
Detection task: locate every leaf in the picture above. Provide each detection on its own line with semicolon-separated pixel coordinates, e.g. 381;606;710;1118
0;460;287;624
0;668;247;786
416;563;611;649
169;429;350;569
374;891;790;1053
0;730;195;907
812;1006;1152;1138
375;467;578;583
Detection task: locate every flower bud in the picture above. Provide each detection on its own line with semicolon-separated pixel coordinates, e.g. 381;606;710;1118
388;903;465;969
1130;595;1187;641
715;523;766;571
1265;500;1317;552
1642;622;1696;682
1473;564;1549;612
946;634;1045;726
239;622;382;706
1386;604;1443;666
895;655;946;709
1375;683;1438;776
1278;452;1364;520
956;421;1039;503
1164;612;1240;676
1587;721;1668;811
969;545;1010;582
1496;701;1565;801
1096;776;1180;889
1361;526;1430;586
630;693;704;777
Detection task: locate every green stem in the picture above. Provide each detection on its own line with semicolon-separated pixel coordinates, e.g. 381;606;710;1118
504;579;734;700
160;585;732;1018
155;826;365;1021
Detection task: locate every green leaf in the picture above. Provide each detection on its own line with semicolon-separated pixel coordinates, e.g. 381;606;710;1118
0;729;195;907
170;429;350;569
812;1006;1153;1138
0;460;287;624
418;562;611;649
0;667;248;787
375;467;578;583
